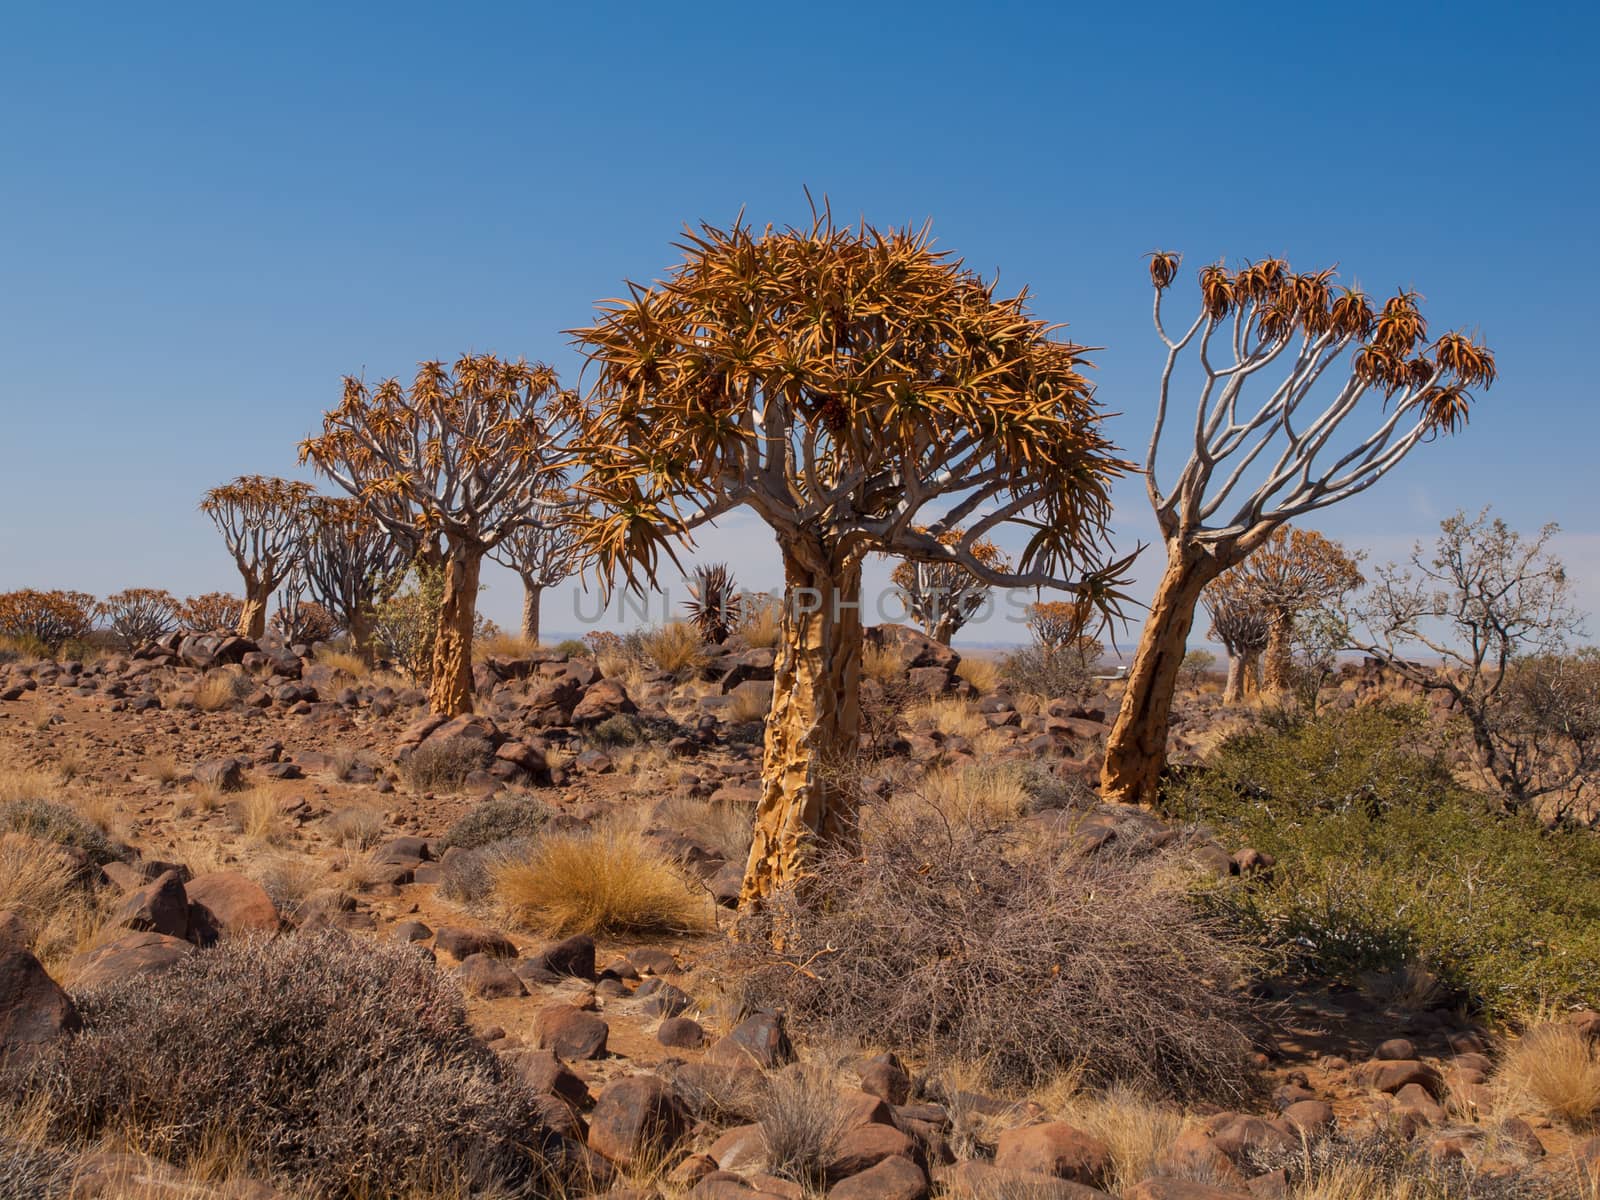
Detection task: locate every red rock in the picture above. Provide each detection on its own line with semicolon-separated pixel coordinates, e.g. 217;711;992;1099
0;939;80;1063
587;1074;687;1167
185;871;279;940
110;869;189;939
940;1160;1109;1199
995;1122;1110;1187
535;1004;609;1060
828;1124;919;1182
67;931;193;989
830;1155;928;1200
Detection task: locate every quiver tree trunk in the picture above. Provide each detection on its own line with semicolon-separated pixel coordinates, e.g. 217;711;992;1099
238;583;269;641
1242;649;1262;697
930;611;957;646
428;543;483;717
347;609;376;660
1101;541;1224;806
740;537;864;911
1262;608;1294;694
1222;654;1247;704
520;580;543;645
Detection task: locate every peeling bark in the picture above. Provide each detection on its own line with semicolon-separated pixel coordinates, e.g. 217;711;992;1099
739;537;863;911
1262;608;1295;695
428;544;483;717
1101;541;1223;806
238;587;268;641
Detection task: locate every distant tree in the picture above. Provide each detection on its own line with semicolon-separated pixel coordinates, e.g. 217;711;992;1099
0;589;98;651
1103;251;1495;805
682;563;742;645
891;531;1011;645
1204;583;1269;704
301;355;577;715
299;496;408;656
199;475;315;639
1179;649;1216;690
1225;527;1363;694
100;588;181;648
1348;510;1593;817
569;211;1129;909
178;592;246;634
488;492;583;646
270;583;339;647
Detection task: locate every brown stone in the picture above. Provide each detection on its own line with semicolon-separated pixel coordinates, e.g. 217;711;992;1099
995;1122;1111;1187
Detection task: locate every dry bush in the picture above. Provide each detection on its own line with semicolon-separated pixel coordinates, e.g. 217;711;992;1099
908;762;1030;827
0;836;76;933
440;793;550;851
255;853;332;923
654;793;755;864
325;806;385;850
587;713;646;748
0;1131;75;1200
492;826;710;938
400;741;483;793
0;590;97;651
312;645;372;680
862;642;908;686
1035;1076;1185;1193
437;846;499;905
328;746;376;783
723;815;1261;1099
735;596;783;650
0;797;119;868
179;592;245;634
637;621;709;677
24;930;561;1198
955;654;1002;693
475;630;541;660
756;1065;849;1191
194;668;252;712
1255;1129;1562;1200
143;756;182;785
1494;1024;1600;1127
905;696;986;739
726;686;773;725
0;766;58;807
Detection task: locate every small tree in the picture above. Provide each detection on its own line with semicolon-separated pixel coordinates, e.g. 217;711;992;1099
199;475;315;639
270;582;339;647
1178;649;1216;690
1204;585;1269;704
1225;527;1363;693
570;212;1128;908
488;492;583;646
890;531;1011;645
179;592;246;634
99;588;181;648
299;497;408;656
1103;251;1495;805
1347;510;1590;817
300;355;577;715
0;590;98;651
682;563;742;645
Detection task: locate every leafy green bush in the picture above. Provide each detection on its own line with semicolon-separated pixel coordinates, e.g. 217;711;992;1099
440;792;550;850
1166;704;1600;1018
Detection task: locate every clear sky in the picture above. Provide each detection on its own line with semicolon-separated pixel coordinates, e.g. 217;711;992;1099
2;2;1595;647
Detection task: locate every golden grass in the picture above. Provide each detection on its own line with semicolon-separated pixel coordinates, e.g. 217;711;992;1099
862;643;908;686
0;834;76;929
313;646;373;679
473;631;541;661
1494;1024;1600;1127
726;686;773;724
0;764;58;805
638;621;709;676
955;654;1002;693
736;599;783;649
195;668;251;712
915;761;1029;827
143;755;182;785
1035;1073;1186;1194
326;805;385;850
227;788;288;846
655;793;755;864
493;826;711;938
906;696;987;739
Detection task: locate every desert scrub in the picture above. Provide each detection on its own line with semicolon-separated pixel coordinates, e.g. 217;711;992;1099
1166;703;1600;1018
723;812;1261;1099
25;930;561;1198
440;792;551;850
492;826;710;937
0;798;120;868
399;739;483;793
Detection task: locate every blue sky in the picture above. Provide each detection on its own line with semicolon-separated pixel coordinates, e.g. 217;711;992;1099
1;2;1595;646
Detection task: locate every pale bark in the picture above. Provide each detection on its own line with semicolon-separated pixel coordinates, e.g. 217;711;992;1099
520;580;543;645
1262;607;1294;694
1242;648;1262;696
238;587;269;641
428;545;483;717
1101;542;1224;806
1223;654;1246;704
740;537;864;910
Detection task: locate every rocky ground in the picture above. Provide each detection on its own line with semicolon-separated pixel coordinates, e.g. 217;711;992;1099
1;627;1598;1200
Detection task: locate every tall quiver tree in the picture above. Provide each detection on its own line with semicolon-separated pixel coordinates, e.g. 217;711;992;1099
1101;252;1495;805
890;531;1012;645
199;476;315;639
299;497;409;656
300;355;577;716
489;492;583;645
570;212;1130;910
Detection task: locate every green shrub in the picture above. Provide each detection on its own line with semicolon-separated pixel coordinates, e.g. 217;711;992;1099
1166;704;1600;1018
588;713;645;748
554;638;590;658
0;799;119;867
28;930;561;1197
441;792;551;850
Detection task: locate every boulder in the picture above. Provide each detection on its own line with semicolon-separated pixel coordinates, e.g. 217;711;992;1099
535;1004;610;1060
1124;1181;1250;1200
109;869;189;939
941;1161;1109;1200
433;925;518;960
68;931;193;989
828;1124;920;1182
995;1123;1111;1188
456;953;527;999
193;757;245;792
587;1074;688;1168
708;1011;793;1069
830;1155;928;1200
571;679;638;727
0;939;80;1063
186;871;280;941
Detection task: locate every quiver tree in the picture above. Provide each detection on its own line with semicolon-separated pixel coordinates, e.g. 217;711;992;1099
270;574;339;646
1102;251;1495;805
0;590;98;651
100;588;181;648
300;355;578;716
1227;526;1363;693
683;563;742;645
198;476;315;639
488;492;583;646
299;497;408;656
179;592;245;634
570;211;1129;910
890;530;1012;644
1204;584;1269;704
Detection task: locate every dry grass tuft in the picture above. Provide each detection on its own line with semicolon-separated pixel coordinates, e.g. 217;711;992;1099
0;835;76;931
313;646;372;679
862;643;908;686
0;765;59;806
326;805;386;850
194;668;252;712
757;1064;850;1190
474;631;542;660
955;653;1002;693
726;686;773;725
400;741;483;794
1038;1075;1186;1192
227;789;288;845
1494;1024;1600;1127
905;696;986;739
736;598;783;650
143;755;182;785
900;762;1030;829
638;621;709;677
493;826;711;938
654;793;756;864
